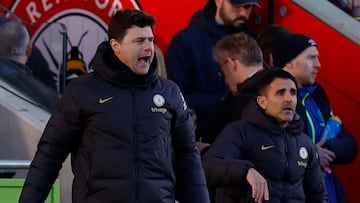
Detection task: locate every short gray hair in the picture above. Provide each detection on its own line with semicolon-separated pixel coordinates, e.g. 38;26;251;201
213;32;263;67
0;18;29;57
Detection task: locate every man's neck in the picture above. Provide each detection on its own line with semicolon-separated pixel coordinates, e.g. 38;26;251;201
241;66;262;83
248;68;260;78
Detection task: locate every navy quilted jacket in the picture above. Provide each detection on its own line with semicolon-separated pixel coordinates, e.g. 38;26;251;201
20;41;209;203
203;101;328;203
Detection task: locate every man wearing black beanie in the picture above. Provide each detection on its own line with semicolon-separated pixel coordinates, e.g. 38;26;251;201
272;33;357;203
272;33;317;70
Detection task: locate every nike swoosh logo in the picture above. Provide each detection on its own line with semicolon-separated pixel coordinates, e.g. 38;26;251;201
99;97;113;104
261;145;275;150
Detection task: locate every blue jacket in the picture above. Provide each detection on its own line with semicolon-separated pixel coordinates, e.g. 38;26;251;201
165;8;250;135
298;84;357;203
20;41;210;203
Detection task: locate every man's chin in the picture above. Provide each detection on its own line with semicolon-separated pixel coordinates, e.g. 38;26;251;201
133;67;150;75
232;23;246;31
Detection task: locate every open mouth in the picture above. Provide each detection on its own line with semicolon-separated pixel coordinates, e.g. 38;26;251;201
283;106;293;112
138;56;151;65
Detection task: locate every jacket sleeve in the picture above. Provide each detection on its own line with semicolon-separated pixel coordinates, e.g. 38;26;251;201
316;85;357;164
171;86;210;203
303;143;328;203
326;127;357;164
19;83;83;203
202;122;254;187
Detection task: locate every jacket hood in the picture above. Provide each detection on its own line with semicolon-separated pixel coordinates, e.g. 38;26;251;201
189;9;247;39
91;41;158;87
242;100;304;135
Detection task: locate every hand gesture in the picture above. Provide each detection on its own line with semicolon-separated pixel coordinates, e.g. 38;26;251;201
194;141;210;153
246;168;269;203
316;139;336;169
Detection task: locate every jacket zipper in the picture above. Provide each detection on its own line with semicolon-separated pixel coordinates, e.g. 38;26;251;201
86;132;97;194
132;89;139;203
283;129;288;202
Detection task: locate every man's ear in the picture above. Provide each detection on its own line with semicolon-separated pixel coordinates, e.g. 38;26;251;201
283;61;294;72
229;58;237;73
110;39;120;53
269;53;274;67
215;0;222;8
257;95;267;110
25;43;32;57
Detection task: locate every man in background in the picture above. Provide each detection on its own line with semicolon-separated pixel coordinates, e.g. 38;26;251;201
202;69;328;203
0;17;58;112
272;33;357;203
165;0;260;140
199;32;264;147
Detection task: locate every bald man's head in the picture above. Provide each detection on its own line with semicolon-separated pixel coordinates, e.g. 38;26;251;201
0;18;30;62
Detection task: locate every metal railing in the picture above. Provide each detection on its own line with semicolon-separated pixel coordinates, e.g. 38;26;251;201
0;160;31;170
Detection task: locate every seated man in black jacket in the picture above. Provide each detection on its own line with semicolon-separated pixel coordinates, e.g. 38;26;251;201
0;17;58;112
202;69;328;203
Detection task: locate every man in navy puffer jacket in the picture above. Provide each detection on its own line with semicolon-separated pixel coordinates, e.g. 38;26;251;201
20;9;210;203
203;69;328;203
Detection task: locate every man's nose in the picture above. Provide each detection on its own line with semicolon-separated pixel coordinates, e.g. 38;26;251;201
235;6;252;17
284;92;293;102
315;58;321;69
143;40;153;50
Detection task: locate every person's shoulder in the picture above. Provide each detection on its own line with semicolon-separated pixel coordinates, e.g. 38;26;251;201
60;72;103;102
314;84;328;96
64;72;97;90
157;77;179;89
0;59;14;71
224;119;253;131
0;59;25;75
311;83;330;105
170;9;214;41
171;25;209;43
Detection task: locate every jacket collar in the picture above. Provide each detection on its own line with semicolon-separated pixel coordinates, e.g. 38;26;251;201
242;100;304;135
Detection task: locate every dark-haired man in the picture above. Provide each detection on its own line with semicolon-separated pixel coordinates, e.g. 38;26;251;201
203;69;328;203
165;0;261;141
20;9;210;203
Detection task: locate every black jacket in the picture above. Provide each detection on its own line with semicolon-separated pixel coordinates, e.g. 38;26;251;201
200;71;263;144
20;41;209;203
202;101;328;203
0;59;58;112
